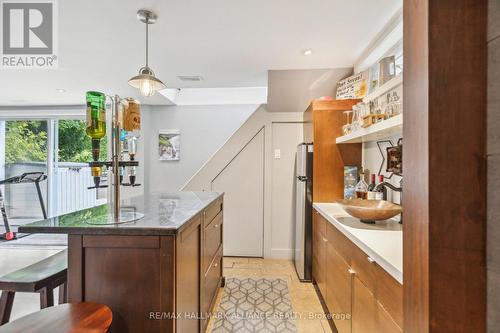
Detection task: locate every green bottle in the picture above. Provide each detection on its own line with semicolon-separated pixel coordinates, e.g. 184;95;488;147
86;91;106;161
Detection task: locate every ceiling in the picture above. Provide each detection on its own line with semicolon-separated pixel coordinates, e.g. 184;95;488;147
0;0;401;106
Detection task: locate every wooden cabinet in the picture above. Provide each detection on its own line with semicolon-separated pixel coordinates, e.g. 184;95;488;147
201;198;224;332
303;100;362;202
352;277;402;333
312;210;327;297
312;208;402;333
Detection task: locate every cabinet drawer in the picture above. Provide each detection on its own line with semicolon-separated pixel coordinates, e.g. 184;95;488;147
204;198;223;225
326;221;357;265
204;211;223;274
326;242;352;333
313;209;326;237
350;242;403;328
203;248;223;314
352;277;402;333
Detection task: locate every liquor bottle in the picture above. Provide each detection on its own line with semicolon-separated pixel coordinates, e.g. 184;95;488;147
367;174;376;200
354;172;368;200
375;175;387;200
86;91;106;161
123;98;141;135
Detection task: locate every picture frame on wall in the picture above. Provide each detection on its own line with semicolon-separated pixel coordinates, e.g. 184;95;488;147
158;130;181;161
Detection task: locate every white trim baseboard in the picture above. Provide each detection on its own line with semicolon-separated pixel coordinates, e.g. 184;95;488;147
268;248;294;260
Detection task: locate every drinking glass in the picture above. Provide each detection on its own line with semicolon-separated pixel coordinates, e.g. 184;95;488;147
342;110;353;135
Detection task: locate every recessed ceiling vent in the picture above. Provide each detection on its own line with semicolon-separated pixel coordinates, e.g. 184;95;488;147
177;75;203;82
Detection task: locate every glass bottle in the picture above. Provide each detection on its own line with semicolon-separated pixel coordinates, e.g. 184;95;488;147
86;91;106;161
367;174;377;200
123;98;141;136
355;172;369;200
127;136;138;161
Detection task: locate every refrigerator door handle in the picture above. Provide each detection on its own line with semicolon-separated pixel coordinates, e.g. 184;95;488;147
297;176;310;181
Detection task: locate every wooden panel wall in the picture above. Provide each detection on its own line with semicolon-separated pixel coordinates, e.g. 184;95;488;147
403;1;487;332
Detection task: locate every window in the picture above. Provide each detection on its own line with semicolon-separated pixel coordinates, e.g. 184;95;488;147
1;120;48;223
55;120;107;215
58;120;107;163
0;117;109;231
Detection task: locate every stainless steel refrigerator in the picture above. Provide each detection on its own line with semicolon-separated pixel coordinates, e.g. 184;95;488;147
294;143;313;281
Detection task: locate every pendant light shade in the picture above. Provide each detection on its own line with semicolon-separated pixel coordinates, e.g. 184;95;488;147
128;67;166;97
128;10;165;97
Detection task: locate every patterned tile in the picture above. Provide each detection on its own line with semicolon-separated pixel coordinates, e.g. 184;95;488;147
212;277;297;333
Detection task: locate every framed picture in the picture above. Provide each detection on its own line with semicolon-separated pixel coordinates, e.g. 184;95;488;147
158;130;180;161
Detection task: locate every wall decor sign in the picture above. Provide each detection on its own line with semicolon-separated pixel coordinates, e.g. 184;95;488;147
158;130;180;161
335;70;369;99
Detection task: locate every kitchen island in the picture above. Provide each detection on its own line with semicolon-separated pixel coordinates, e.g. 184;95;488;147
19;191;224;333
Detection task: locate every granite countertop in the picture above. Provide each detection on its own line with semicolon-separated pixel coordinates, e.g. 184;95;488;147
19;191;223;236
313;202;403;284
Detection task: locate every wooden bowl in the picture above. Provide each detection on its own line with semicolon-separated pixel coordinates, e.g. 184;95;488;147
336;199;402;223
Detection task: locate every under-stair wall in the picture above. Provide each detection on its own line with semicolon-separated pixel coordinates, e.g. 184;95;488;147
183;105;304;259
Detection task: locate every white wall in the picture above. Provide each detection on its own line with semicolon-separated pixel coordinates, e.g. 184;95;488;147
183;105;304;259
143;104;258;192
355;8;403;206
267;68;353;113
362;134;402;205
212;129;265;257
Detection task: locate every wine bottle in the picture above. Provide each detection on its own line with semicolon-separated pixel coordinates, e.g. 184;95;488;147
375;175;387;200
367;174;376;200
86;91;106;161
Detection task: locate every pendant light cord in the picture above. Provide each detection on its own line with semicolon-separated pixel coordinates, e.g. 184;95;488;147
145;19;149;68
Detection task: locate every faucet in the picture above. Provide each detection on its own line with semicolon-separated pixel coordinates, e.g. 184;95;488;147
375;180;403;224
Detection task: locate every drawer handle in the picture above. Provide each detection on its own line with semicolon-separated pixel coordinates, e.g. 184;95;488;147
367;257;376;264
214;263;218;267
322;237;328;243
348;268;356;275
214;224;219;228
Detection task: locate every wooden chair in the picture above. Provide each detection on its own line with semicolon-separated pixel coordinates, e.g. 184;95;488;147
0;302;112;333
0;250;67;325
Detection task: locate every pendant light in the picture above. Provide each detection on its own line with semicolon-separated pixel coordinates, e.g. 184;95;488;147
128;10;166;97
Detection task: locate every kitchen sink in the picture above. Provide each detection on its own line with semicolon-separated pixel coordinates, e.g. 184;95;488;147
336;199;402;224
335;216;402;231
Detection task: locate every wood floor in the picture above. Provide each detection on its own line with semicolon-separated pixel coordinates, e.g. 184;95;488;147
207;257;333;333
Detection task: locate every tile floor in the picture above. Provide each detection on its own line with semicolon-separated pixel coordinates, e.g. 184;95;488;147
207;257;333;333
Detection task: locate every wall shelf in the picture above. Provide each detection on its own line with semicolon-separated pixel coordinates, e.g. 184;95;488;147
363;74;403;104
336;114;403;144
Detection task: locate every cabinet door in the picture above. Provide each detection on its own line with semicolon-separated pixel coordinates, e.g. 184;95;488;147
176;218;201;333
312;210;327;296
326;242;352;333
352;277;402;333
